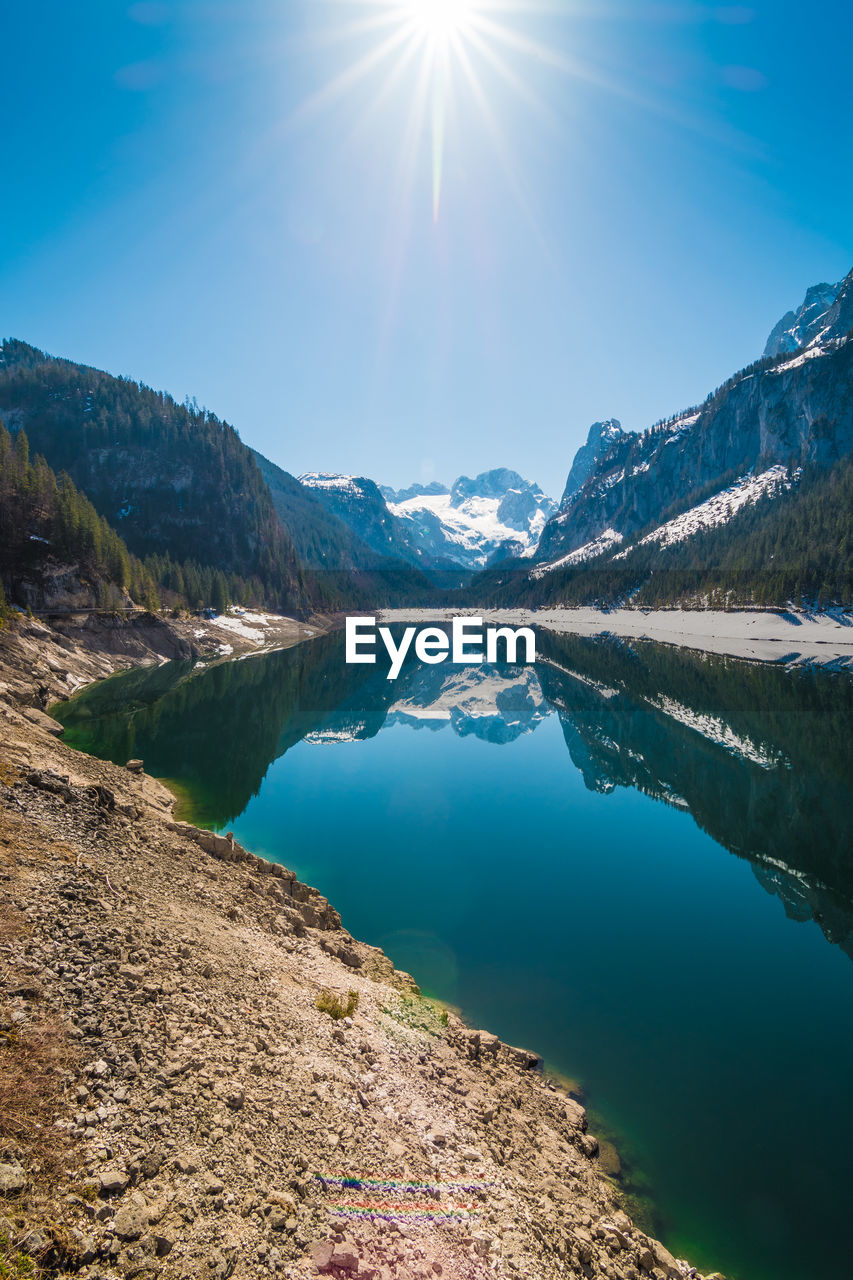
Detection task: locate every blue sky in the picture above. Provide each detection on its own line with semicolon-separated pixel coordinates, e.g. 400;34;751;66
1;1;851;497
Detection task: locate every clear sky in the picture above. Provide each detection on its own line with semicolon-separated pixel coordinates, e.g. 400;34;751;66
1;1;851;498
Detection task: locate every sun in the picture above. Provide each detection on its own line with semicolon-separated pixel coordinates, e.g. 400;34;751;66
297;1;560;221
404;0;474;43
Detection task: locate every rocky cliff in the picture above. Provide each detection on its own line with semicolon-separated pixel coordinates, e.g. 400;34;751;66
532;267;853;575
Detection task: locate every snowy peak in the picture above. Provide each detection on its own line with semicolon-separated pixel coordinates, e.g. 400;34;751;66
380;480;450;503
388;468;555;569
299;467;554;572
561;419;627;506
764;276;846;358
451;468;531;505
299;471;372;497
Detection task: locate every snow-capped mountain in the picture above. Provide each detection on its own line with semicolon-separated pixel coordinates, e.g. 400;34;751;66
764;279;843;357
560;420;625;504
298;472;429;567
387;468;555;569
527;266;853;583
301;467;554;572
380;480;449;504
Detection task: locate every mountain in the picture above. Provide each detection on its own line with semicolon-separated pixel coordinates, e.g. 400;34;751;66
764;279;843;357
0;339;306;613
0;339;445;613
298;472;434;566
561;420;625;503
380;481;449;503
481;266;853;608
0;421;165;614
387;468;555;569
299;467;554;574
253;454;442;605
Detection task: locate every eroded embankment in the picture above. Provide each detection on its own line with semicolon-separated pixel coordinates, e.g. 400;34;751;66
0;615;719;1280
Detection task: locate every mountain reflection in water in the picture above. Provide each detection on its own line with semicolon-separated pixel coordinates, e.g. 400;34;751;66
54;629;853;961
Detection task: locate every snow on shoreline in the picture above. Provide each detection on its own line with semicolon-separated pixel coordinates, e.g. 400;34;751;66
192;609;318;652
375;606;853;666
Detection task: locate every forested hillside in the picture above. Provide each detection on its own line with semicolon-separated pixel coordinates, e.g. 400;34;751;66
0;340;306;613
0;422;162;615
251;449;440;605
472;456;853;610
0;421;288;617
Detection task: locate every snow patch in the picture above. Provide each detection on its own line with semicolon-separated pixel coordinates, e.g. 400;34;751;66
299;472;363;496
208;609;278;644
613;466;796;557
532;528;623;577
769;334;847;374
390;492;534;565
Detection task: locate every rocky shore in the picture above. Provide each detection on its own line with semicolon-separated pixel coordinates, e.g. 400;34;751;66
0;613;719;1280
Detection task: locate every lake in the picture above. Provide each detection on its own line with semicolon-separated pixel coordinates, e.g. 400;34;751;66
53;629;853;1280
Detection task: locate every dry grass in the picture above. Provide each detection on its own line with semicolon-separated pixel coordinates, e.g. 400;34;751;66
0;1014;75;1188
0;901;75;1191
0;893;78;1280
0;762;22;846
315;988;359;1021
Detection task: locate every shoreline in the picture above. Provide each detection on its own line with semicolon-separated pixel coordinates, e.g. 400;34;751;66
0;611;718;1280
377;605;853;667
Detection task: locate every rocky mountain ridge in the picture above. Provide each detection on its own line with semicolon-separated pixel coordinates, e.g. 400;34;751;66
386;469;555;570
764;278;843;357
300;468;554;574
528;266;853;584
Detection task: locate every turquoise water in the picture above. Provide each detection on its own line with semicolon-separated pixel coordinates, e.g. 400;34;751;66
54;631;853;1280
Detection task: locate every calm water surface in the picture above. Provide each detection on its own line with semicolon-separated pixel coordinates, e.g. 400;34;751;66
54;631;853;1280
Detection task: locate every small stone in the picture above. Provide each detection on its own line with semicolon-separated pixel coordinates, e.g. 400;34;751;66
113;1203;149;1240
0;1163;26;1197
153;1230;176;1257
310;1241;335;1272
99;1168;130;1196
331;1248;360;1273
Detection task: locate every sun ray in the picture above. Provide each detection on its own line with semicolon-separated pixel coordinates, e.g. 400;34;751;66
289;21;416;125
461;23;550;119
344;28;425;141
292;0;581;226
449;29;549;252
